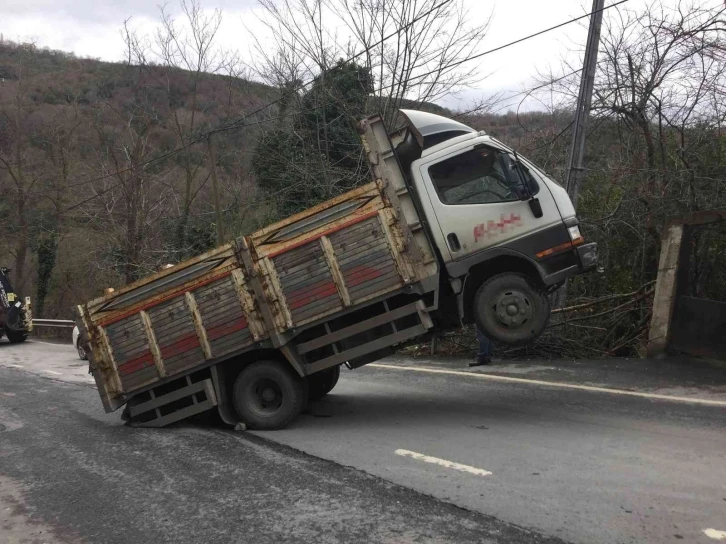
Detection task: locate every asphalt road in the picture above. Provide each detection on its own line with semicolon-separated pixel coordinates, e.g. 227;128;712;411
0;340;565;544
2;339;726;544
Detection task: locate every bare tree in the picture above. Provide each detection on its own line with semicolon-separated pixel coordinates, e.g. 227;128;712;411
122;0;227;257
253;0;492;125
0;42;43;294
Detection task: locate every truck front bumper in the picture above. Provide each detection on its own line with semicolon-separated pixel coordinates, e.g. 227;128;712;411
541;242;598;287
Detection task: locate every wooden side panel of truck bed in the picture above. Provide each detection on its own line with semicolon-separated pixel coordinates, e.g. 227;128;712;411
78;181;437;410
78;244;266;408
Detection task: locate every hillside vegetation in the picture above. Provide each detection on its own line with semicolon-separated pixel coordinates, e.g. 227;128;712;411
1;0;724;358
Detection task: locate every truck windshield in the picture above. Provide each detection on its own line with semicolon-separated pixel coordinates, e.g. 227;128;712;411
428;147;537;205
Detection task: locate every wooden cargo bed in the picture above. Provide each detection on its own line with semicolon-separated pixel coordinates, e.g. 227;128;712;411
77;181;438;412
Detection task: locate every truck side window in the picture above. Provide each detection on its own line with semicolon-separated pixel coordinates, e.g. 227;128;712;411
428;148;518;205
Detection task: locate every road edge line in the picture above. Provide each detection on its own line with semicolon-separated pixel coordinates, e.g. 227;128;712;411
368;363;726;407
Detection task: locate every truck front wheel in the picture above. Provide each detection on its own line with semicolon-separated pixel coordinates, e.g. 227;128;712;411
306;365;341;401
473;273;550;345
233;360;304;430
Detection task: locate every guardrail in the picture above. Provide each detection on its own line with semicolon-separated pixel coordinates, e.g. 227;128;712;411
32;319;75;329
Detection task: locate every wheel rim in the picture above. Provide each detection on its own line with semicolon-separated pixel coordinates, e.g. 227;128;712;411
246;377;284;416
78;345;86;358
491;289;533;329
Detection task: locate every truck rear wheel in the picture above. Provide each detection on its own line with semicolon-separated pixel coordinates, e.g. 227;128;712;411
306;365;341;401
233;360;304;430
473;273;550;345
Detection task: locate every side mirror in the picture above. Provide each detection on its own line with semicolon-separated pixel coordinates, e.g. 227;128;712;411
529;198;543;218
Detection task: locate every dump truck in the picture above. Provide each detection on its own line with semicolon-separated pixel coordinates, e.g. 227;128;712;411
0;267;32;343
76;110;597;429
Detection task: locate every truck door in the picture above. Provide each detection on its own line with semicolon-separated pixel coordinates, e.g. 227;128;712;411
416;144;561;263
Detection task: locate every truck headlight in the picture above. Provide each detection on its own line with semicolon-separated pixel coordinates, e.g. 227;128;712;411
567;225;583;243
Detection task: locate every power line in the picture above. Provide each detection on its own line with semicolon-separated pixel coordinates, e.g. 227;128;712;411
60;0;627;212
54;0;455;209
374;0;628;99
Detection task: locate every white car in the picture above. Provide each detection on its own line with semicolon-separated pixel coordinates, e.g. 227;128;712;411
72;325;88;360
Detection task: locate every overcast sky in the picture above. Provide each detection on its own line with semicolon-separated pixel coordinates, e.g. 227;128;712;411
2;0;658;111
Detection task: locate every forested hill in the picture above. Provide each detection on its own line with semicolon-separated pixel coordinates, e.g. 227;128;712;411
0;41;448;314
1;0;725;364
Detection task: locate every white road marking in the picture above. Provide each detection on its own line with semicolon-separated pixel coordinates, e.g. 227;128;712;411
395;449;492;476
6;364;25;369
705;529;726;540
369;363;726;407
42;369;63;376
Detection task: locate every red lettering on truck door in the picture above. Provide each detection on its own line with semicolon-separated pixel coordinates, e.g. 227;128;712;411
473;213;522;243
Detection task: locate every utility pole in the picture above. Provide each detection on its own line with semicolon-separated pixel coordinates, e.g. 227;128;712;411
565;0;605;207
557;0;605;309
207;134;224;246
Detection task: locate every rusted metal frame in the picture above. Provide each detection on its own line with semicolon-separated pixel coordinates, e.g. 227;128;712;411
377;209;413;284
258;256;294;330
297;301;422;355
229;268;265;341
359;117;425;269
139;310;166;378
98;325;124;395
185;291;213;360
76;306;122;412
320;235;351;307
234;238;286;347
307;323;428;373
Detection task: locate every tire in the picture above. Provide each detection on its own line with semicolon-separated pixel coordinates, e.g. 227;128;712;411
306;365;341;401
473;273;550;345
77;342;88;361
5;328;28;344
232;360;304;430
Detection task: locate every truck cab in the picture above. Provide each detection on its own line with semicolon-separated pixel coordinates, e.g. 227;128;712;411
0;267;31;343
371;109;597;343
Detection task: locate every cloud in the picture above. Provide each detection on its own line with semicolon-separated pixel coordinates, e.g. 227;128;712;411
3;0;257;24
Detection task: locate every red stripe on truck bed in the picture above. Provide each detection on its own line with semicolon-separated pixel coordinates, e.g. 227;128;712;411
118;352;154;376
159;332;201;360
286;282;339;310
344;265;384;287
206;318;249;341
